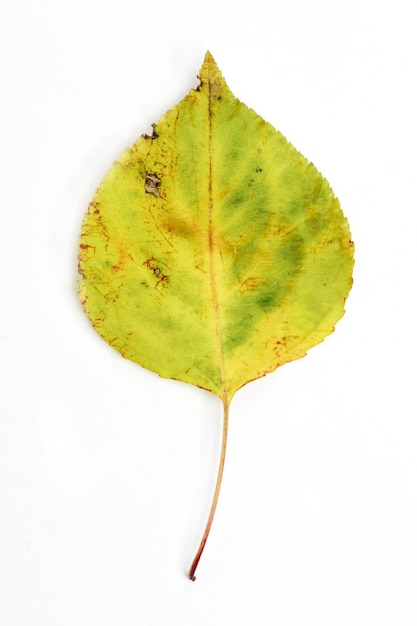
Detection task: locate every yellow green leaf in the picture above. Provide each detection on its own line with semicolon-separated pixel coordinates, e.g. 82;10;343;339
78;52;354;579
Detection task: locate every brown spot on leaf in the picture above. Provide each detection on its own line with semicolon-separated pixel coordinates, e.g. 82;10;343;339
79;242;96;252
143;257;169;289
145;174;161;197
238;276;267;294
142;123;159;140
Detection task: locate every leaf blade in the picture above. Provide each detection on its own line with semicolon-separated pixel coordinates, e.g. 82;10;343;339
79;52;354;403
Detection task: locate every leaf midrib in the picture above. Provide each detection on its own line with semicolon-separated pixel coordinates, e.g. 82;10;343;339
207;73;228;403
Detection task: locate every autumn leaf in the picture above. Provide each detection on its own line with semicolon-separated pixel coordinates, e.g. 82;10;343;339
78;52;354;580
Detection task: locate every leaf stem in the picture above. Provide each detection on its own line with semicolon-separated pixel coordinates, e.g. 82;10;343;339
188;399;229;581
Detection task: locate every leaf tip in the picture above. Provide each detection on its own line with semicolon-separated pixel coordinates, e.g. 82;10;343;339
198;51;225;89
204;49;215;63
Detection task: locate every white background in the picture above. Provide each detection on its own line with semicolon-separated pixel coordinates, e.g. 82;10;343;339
1;0;416;624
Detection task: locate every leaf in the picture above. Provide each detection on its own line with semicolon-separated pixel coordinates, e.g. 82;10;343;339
78;52;354;579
